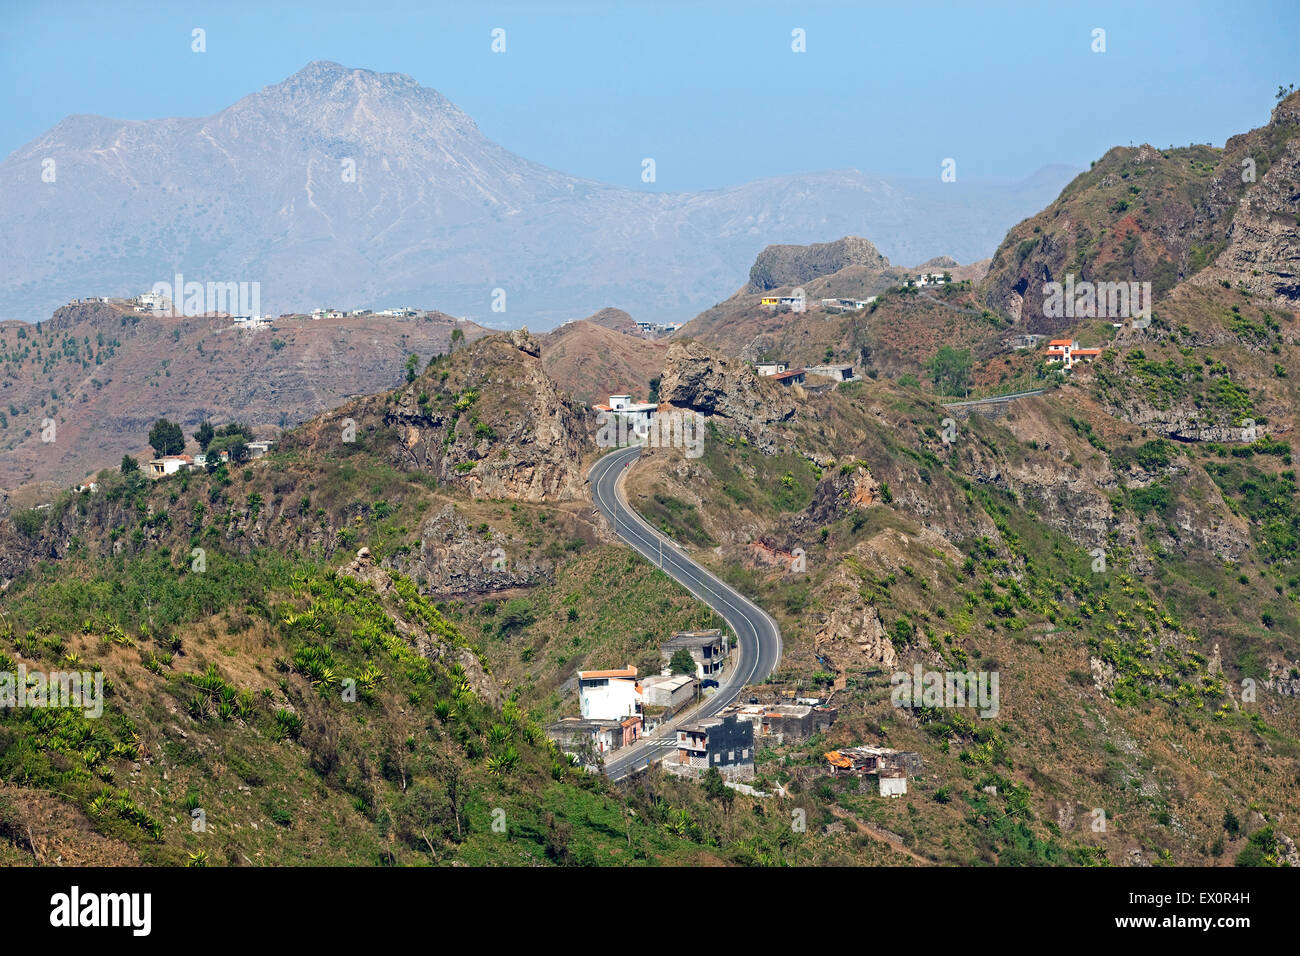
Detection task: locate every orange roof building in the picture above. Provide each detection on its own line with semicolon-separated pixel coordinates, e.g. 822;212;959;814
1045;339;1101;370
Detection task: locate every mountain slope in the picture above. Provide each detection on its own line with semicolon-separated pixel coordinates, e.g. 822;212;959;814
0;301;489;489
540;319;667;408
618;327;1300;866
981;91;1300;328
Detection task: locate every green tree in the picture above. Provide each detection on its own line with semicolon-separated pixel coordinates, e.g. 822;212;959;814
13;509;45;538
669;649;697;676
926;345;973;397
702;766;733;809
215;422;254;442
195;421;215;452
148;418;185;457
207;433;249;465
497;598;535;634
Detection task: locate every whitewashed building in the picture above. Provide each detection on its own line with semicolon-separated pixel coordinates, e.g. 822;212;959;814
577;666;643;721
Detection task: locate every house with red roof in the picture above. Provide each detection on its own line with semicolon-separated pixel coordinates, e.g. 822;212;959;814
1045;339;1102;370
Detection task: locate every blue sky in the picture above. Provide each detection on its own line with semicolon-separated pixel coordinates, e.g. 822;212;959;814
1;0;1295;190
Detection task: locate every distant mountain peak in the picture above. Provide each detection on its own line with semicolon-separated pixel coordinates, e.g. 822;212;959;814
0;63;1075;326
232;59;473;133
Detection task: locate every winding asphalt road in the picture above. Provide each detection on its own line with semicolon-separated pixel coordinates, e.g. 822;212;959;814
587;444;783;780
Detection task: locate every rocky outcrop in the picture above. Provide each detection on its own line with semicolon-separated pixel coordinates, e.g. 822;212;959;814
385;504;552;596
747;236;890;292
806;465;879;525
1192;93;1300;307
379;331;591;501
1101;397;1263;443
1262;660;1300;699
656;340;796;452
813;574;897;671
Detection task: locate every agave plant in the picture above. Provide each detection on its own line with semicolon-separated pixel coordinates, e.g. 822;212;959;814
486;745;519;777
110;740;140;761
88;790;113;816
274;708;303;741
186;694;211;721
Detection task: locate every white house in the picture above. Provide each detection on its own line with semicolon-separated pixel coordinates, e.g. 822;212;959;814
577;666;644;721
596;394;658;439
137;291;169;313
912;273;951;287
819;298;874;312
148;455;193;479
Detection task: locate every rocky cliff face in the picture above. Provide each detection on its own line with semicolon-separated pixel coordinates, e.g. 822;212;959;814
384;503;554;597
294;329;592;502
656;340;796;451
747;236;891;292
813;572;897;672
978;94;1296;327
1192;93;1300;307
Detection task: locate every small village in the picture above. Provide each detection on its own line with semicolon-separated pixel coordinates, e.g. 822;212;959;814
545;625;921;798
68;291;464;332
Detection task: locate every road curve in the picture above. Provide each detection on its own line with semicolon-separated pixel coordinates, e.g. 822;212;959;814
587;444;783;780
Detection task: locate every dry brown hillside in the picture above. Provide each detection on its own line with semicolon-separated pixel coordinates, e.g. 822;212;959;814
0;302;489;490
540;319;667;407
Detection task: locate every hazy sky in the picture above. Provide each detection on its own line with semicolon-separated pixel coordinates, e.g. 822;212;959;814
1;0;1295;190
